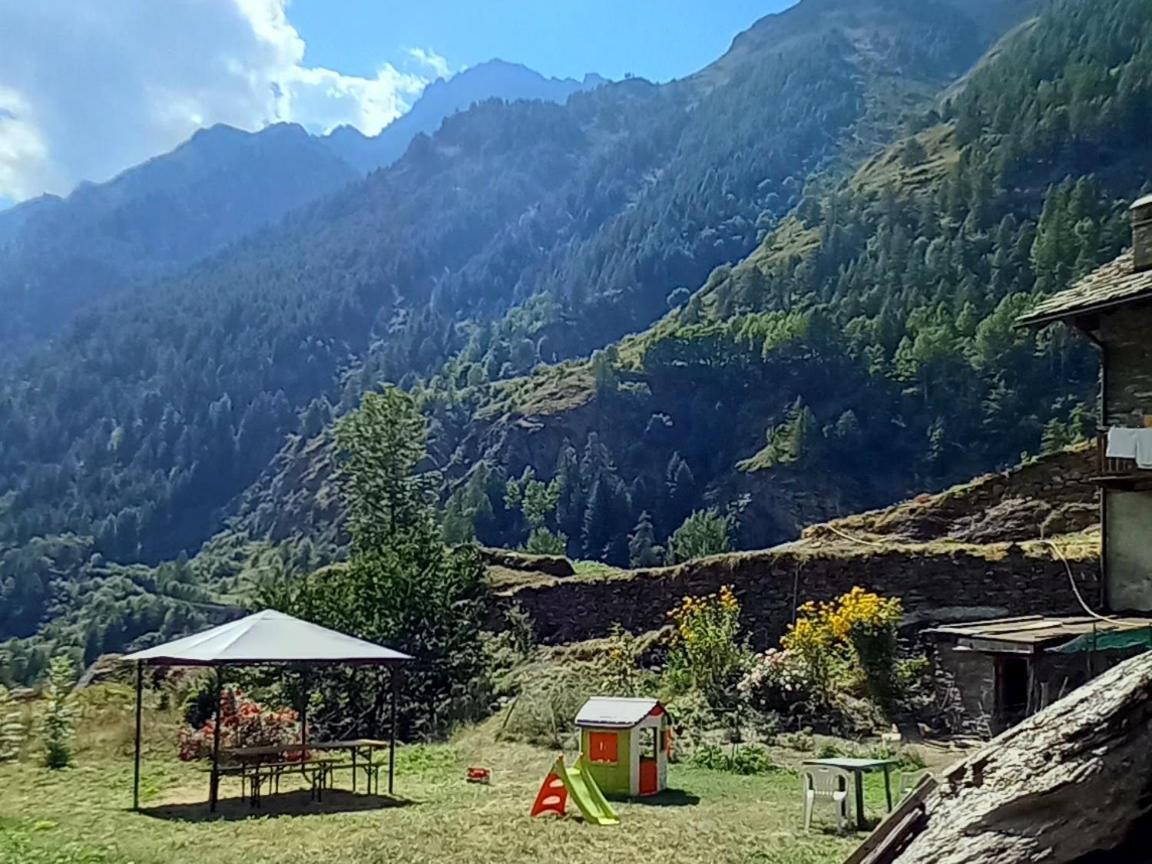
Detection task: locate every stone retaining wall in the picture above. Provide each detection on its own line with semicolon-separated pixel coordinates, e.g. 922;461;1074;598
494;545;1101;648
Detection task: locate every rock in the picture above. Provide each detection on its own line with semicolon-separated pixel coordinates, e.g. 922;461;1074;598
480;547;576;578
891;651;1152;864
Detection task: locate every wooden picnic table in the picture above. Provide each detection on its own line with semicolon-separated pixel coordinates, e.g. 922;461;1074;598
802;757;897;831
224;739;393;798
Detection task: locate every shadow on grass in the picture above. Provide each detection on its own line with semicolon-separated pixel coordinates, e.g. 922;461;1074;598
137;789;415;822
624;789;701;807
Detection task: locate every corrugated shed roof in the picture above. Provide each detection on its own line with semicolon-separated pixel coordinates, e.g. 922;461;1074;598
1018;250;1152;327
925;615;1152;648
575;697;661;728
121;610;412;667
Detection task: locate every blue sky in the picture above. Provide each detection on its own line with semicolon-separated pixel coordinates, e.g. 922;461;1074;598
290;0;797;83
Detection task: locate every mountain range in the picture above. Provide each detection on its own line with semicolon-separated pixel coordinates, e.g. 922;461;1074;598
3;0;1151;677
0;60;604;355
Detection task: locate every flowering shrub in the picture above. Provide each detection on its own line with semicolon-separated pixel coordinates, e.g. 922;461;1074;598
737;648;811;715
178;688;302;762
664;585;749;710
782;587;903;708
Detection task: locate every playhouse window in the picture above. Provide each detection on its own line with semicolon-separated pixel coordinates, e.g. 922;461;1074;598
588;732;619;764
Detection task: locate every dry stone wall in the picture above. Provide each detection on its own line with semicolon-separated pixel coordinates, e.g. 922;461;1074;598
494;545;1101;648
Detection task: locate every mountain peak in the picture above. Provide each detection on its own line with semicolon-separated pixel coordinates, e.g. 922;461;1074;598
322;58;606;174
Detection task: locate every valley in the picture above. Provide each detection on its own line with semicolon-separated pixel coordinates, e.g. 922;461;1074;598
3;0;1148;670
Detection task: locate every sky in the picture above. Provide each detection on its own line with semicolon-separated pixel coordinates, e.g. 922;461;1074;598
0;0;794;207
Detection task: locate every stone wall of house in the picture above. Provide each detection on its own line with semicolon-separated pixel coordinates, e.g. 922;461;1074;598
928;641;996;738
493;546;1101;649
1103;304;1152;426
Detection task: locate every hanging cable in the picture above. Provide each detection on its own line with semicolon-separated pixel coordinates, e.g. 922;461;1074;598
1045;539;1116;623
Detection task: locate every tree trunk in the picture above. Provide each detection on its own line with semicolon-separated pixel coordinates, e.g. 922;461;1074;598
893;651;1152;864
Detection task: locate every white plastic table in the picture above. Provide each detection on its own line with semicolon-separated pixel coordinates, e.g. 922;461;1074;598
802;757;896;830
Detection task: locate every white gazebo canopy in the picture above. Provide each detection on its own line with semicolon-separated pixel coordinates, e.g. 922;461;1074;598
121;609;411;812
123;609;412;667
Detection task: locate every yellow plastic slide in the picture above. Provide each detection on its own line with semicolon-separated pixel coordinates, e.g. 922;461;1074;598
555;755;620;826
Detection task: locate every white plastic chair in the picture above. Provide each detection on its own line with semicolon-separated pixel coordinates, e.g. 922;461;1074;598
801;765;853;833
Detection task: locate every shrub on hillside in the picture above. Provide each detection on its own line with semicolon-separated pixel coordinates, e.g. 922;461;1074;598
665;510;733;564
690;743;776;775
41;657;75;769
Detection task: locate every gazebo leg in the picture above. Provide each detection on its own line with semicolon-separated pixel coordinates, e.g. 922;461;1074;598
209;667;224;813
132;661;143;811
388;668;398;796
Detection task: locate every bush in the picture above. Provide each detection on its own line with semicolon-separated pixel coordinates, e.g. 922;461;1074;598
782;587;904;711
690;743;776;775
666;510;733;564
738;648;813;716
599;624;654;697
178;688;301;761
777;730;816;753
664;585;749;711
503;604;537;658
41;657;74;769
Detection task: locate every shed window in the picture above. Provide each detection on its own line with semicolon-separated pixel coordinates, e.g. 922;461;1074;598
588;731;619;764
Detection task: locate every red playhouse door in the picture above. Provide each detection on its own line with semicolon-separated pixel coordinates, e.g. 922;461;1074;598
639;758;658;796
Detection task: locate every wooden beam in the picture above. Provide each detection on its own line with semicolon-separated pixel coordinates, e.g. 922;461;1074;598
842;775;937;864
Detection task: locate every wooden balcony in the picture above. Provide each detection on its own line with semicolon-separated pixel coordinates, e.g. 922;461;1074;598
1094;430;1152;489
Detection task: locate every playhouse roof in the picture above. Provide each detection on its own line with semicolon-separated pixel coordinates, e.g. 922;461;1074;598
575;697;663;728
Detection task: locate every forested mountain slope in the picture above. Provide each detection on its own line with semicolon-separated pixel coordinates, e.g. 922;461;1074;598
406;0;1151;561
0;61;603;358
0;0;1024;612
0;123;357;355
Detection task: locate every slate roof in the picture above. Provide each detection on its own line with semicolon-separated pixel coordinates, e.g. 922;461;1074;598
1017;250;1152;327
121;609;412;667
574;697;662;728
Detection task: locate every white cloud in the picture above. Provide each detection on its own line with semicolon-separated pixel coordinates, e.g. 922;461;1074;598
0;0;439;201
407;48;451;79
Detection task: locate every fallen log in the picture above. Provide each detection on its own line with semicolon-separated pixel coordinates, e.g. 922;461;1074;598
890;650;1152;864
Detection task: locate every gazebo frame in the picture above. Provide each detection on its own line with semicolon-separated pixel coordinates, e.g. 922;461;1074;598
123;610;412;812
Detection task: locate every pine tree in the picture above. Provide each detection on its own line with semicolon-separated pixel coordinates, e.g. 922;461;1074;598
582;474;631;564
665;452;696;527
627;512;662;568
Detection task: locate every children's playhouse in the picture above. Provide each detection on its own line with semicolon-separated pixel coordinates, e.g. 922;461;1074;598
575;697;672;797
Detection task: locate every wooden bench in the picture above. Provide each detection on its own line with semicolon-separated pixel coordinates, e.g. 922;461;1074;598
322;759;385;796
205;759;336;807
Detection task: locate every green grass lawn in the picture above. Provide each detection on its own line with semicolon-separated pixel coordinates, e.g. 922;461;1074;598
0;712;901;864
